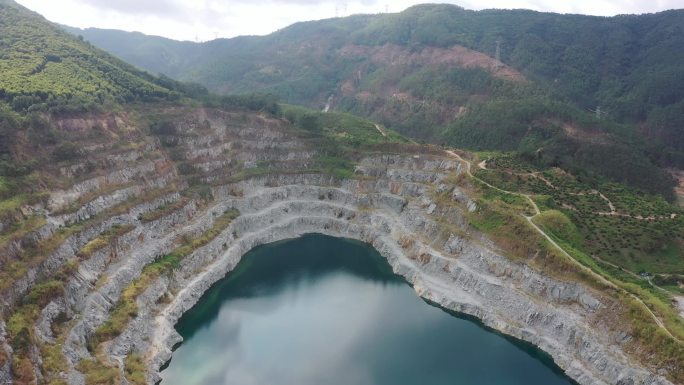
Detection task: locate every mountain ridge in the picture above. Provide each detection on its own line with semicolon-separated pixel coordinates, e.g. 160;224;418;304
65;5;684;199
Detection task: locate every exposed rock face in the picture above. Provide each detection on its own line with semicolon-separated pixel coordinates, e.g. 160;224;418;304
140;176;667;385
1;108;676;385
0;322;12;384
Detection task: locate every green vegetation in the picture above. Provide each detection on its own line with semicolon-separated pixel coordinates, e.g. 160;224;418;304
77;224;135;259
77;359;120;385
466;151;684;379
282;104;408;146
533;210;583;247
279;105;409;179
476;153;684;274
123;354;147;385
69;5;684;198
22;279;64;307
202;93;281;116
353;5;684;164
0;1;213;115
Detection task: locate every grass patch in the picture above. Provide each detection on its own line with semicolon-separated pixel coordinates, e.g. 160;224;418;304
469;206;506;232
22;279;64;307
124;354;147;385
77;224;135;259
77;359;120;385
40;334;69;383
316;155;355;180
7;305;40;384
282;104;408;146
534;210;583;248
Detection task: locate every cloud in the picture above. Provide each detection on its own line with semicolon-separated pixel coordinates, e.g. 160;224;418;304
78;0;186;16
459;0;683;15
14;0;684;41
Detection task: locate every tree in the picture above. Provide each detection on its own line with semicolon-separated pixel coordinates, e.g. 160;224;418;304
298;113;320;132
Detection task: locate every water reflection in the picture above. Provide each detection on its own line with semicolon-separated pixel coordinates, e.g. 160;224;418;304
160;234;575;385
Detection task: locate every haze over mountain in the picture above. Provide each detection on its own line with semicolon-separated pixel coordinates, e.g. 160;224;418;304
16;0;684;42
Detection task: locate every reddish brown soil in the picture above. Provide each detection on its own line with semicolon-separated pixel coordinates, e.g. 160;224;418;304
339;43;525;82
563;123;612;145
668;168;684;204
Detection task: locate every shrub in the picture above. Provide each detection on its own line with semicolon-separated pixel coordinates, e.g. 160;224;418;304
298;113;320;132
52;142;82;161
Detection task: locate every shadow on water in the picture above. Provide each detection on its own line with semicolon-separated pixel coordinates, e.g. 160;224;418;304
423;299;579;384
162;233;578;385
174;234;399;341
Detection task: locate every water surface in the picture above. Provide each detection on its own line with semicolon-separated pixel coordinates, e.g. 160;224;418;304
161;234;575;385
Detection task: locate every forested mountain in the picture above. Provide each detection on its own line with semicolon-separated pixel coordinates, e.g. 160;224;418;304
0;0;207;114
67;4;684;199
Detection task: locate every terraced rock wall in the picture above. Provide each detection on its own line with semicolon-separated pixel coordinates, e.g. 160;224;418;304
0;108;675;385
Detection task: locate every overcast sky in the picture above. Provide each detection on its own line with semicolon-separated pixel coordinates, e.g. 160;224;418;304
15;0;684;42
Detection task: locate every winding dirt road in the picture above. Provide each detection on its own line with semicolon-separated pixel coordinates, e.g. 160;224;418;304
374;123;387;137
445;149;683;343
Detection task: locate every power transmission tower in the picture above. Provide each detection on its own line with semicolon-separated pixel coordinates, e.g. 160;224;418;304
587;105;607;120
494;40;502;70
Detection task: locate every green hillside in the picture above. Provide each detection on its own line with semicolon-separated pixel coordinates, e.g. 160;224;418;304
61;26;204;81
67;5;683;199
69;5;684;161
353;5;684;164
0;0;197;114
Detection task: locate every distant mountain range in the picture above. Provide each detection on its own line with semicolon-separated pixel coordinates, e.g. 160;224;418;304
64;5;684;198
